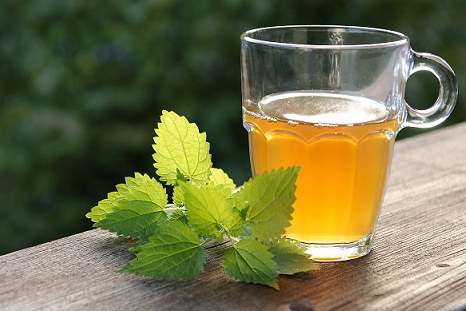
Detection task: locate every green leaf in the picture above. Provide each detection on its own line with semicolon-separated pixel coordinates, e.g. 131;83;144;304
86;173;167;223
172;184;185;207
234;167;300;240
169;208;188;225
209;168;236;193
96;200;168;240
121;221;206;279
176;168;188;183
223;238;279;289
224;209;246;237
171;168;235;208
268;238;319;275
86;190;124;222
183;183;235;237
153;110;212;185
121;173;168;208
91;173;169;240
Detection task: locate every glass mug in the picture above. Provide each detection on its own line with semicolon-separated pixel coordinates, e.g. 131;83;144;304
240;25;457;261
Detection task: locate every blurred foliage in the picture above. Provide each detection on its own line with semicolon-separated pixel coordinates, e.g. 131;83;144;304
0;0;464;254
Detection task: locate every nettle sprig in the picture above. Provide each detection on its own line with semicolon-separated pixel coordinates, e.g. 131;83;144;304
86;110;318;290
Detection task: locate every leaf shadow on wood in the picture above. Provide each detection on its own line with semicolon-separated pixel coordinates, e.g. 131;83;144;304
90;231;377;310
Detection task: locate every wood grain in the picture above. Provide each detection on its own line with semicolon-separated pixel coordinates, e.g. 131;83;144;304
1;122;465;311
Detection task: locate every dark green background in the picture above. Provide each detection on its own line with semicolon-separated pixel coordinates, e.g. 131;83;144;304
1;0;464;254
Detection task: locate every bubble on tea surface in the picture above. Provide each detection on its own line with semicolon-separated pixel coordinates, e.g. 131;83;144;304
258;91;388;126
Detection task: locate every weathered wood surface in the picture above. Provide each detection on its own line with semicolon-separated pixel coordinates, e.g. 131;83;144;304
1;122;465;311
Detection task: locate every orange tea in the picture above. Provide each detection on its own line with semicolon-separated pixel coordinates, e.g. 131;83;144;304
243;91;399;245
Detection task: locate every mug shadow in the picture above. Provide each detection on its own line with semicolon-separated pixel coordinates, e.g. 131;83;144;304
276;251;377;310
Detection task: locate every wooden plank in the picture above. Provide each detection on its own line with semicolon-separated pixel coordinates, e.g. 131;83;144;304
1;122;465;311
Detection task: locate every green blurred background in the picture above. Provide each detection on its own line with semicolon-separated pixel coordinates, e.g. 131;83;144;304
1;0;464;255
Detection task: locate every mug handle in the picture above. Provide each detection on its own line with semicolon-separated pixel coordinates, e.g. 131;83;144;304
402;51;458;129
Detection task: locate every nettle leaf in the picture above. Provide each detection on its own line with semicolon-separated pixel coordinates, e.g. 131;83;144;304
169;208;188;225
96;200;168;240
268;238;319;275
172;168;235;208
234;167;300;241
86;110;317;289
153;110;212;185
183;183;235;237
172;185;185;207
121;173;168;208
224;209;246;237
223;238;279;290
91;173;169;240
121;221;206;279
86;173;167;224
86;190;124;222
209;168;236;193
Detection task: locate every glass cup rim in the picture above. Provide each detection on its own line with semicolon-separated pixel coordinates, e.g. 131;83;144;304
241;25;409;50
